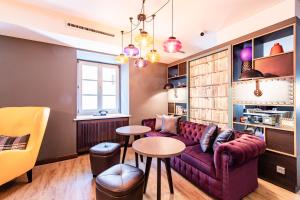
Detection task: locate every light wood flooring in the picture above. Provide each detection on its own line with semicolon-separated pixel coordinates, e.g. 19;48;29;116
1;148;300;200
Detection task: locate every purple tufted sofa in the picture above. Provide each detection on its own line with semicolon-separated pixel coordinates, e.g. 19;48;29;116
141;119;266;200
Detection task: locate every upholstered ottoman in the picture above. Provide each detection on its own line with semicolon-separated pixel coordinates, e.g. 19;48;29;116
90;142;121;176
96;164;144;200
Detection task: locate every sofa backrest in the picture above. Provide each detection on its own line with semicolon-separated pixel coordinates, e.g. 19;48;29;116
178;121;244;143
178;121;207;143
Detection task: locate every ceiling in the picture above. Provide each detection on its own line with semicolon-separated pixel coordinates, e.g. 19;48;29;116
1;0;284;63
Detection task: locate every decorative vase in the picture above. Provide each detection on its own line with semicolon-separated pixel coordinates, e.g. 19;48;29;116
241;61;252;73
240;46;252;61
270;43;284;55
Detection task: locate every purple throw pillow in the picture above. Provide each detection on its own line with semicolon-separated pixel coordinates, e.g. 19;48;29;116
200;124;218;152
212;129;234;152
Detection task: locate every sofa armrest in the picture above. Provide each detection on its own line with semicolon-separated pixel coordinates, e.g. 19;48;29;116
141;118;156;131
214;134;266;178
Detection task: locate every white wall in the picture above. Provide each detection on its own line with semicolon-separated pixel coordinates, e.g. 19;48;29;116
216;0;296;45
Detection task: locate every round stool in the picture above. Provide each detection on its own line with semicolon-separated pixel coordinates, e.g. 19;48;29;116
96;164;144;200
89;142;120;176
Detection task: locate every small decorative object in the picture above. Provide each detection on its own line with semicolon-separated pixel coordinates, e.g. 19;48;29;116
241;61;252;73
239;68;264;80
240;116;248;123
270;43;284;55
163;83;174;89
99;110;108;116
240;45;252;61
280;118;294;129
254;79;263;97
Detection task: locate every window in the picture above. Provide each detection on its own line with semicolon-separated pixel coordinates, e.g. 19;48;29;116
77;60;120;115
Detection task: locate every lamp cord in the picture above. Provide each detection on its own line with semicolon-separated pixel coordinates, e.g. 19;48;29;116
130;17;133;44
123;0;170;34
152;15;155;50
171;0;173;37
121;30;124;51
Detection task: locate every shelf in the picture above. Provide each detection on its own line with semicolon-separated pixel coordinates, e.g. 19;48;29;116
168;113;187;117
232;75;294;84
232;103;294;107
190;107;228;111
190;83;229;87
253;51;293;61
168;75;186;80
233;121;293;132
266;148;295;158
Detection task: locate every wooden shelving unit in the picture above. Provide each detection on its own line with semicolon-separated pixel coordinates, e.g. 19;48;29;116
167;63;188;119
231;24;298;191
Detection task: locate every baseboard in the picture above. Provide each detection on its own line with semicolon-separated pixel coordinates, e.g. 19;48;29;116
36;154;78;166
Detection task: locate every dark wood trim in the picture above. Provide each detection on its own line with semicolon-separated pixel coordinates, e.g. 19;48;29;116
26;169;32;183
36;154;78;166
168;17;297;66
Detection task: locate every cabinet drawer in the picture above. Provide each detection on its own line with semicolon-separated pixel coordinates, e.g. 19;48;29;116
265;128;294;155
258;151;297;192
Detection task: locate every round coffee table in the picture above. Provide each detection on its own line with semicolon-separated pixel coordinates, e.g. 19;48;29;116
116;125;151;168
132;137;186;200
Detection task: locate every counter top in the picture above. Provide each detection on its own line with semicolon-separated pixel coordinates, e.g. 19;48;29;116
74;114;131;121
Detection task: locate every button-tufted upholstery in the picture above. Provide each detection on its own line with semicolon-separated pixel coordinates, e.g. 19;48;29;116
96;164;144;200
89;142;121;176
142;118;266;200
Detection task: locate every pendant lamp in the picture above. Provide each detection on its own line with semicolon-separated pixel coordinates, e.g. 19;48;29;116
115;31;129;64
124;17;139;57
163;0;182;53
146;15;160;63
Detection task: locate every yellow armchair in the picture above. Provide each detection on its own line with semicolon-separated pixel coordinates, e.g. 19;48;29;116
0;107;50;185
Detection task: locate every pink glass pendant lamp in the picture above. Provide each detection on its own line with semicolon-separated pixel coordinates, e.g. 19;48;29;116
163;0;182;53
124;17;139;57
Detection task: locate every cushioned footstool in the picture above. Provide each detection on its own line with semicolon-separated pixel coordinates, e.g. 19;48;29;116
90;142;121;176
96;164;144;200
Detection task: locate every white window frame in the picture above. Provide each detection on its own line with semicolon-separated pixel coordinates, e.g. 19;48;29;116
77;60;120;115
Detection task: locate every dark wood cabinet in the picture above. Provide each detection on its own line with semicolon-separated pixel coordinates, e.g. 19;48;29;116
76;117;129;153
258;151;297;192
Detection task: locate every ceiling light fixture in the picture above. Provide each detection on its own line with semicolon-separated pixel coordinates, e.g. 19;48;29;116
135;1;153;48
163;0;182;53
124;17;139;57
146;15;160;63
115;31;129;64
119;0;180;66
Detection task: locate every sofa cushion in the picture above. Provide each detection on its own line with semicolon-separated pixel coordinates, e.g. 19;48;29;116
161;115;180;134
171;135;198;146
200;123;218;152
0;134;30;151
155;114;163;130
145;131;175;137
181;144;216;178
212;129;234;152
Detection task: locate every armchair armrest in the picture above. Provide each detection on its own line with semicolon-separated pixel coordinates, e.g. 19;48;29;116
0;149;34;185
141;118;156;131
214;134;266;178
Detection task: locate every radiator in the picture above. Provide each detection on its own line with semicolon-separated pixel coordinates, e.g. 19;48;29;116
76;117;129;153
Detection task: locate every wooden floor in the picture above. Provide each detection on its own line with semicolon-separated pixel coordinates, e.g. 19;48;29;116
1;148;300;200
